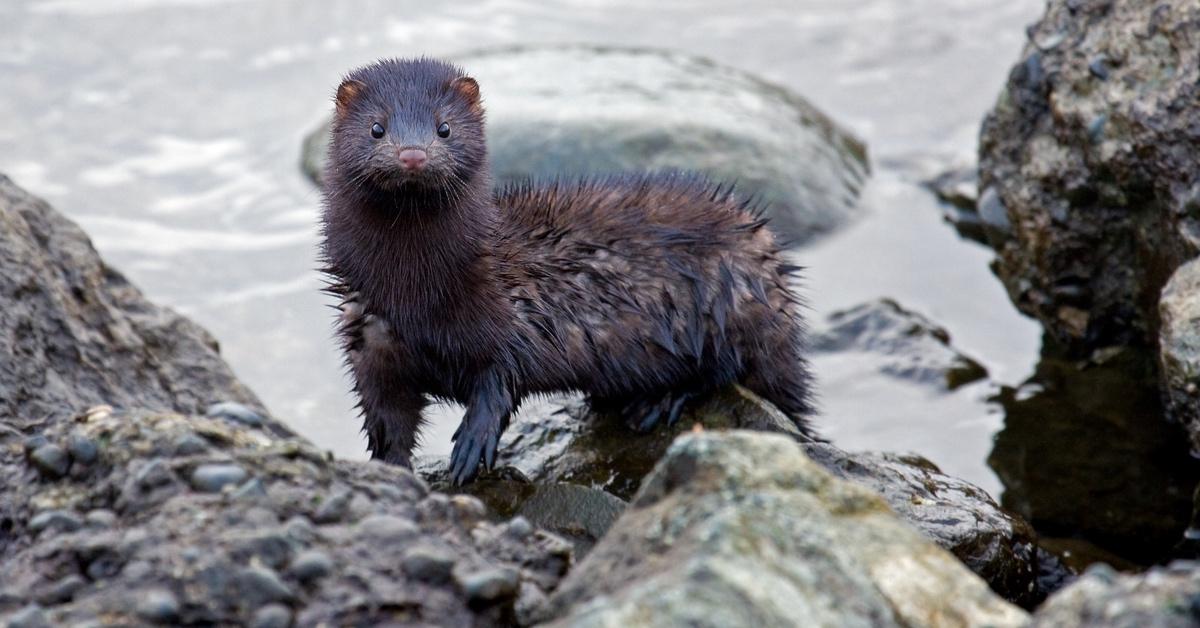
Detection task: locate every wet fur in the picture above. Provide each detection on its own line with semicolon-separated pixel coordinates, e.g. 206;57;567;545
321;58;817;484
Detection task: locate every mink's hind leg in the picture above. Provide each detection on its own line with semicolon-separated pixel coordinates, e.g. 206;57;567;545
740;346;820;441
593;389;697;433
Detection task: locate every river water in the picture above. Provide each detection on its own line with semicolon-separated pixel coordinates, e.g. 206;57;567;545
0;0;1046;496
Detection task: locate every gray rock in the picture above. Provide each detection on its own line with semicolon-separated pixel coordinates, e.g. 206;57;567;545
1159;259;1200;454
811;299;988;390
84;509;117;529
311;487;351;524
458;568;520;610
250;603;293;628
190;463;248;493
301;45;870;244
401;544;457;584
37;575;86;605
206;401;265;427
237;566;294;607
134;458;176;489
356;514;419;544
1033;561;1200;627
66;433;99;466
172;432;209;455
5;605;49;628
28;509;83;535
288;550;333;583
979;0;1200;354
539;431;1028;627
136;589;180;624
0;174;269;433
29;444;69;479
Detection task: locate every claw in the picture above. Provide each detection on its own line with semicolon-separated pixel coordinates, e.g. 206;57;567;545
666;393;692;427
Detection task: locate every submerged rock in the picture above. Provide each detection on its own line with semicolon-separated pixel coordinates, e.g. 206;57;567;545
537;431;1029;627
1033;561;1200;628
301;45;870;244
0;174;275;433
811;299;988;391
978;1;1200;354
423;384;1056;606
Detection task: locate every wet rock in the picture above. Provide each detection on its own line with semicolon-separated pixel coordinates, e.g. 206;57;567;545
301;45;870;244
539;431;1028;627
1033;561;1200;627
28;444;69;479
136;588;180;624
189;463;248;493
979;0;1200;354
811;299;988;390
0;174;269;432
1159;259;1200;454
923;166;993;245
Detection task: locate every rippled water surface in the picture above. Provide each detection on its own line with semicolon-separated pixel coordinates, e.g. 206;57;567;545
1;0;1046;494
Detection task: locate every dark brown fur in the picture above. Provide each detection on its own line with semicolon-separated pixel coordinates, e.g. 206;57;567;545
321;58;816;484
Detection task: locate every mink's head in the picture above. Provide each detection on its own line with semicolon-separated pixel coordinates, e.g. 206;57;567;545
327;58;487;200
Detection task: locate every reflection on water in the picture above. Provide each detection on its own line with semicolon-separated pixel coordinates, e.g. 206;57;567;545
989;345;1200;566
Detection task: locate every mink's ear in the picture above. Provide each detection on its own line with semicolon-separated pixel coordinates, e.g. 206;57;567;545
335;79;366;118
452;76;481;108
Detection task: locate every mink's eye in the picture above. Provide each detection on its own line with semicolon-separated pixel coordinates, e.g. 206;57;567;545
370;123;385;139
437;122;451;138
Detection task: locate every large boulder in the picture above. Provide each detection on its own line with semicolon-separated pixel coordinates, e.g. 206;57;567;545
302;45;870;244
536;431;1029;627
1158;259;1200;454
978;0;1200;354
425;384;1062;607
1032;561;1200;628
0;174;271;433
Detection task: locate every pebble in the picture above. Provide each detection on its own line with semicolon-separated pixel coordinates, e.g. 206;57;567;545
232;478;268;500
504;516;534;540
85;509;118;529
134;458;176;490
37;574;86;605
250;603;293;628
356;514;419;544
312;488;352;524
6;604;49;628
22;435;49;454
29;510;83;535
458;568;519;609
66;433;99;466
29;443;70;479
401;545;456;583
238;566;294;606
190;463;248;493
283;516;316;544
136;588;181;624
173;433;209;456
289;550;333;582
206;401;265;427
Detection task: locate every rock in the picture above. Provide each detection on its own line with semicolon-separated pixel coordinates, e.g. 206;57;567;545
0;174;270;432
458;568;520;610
1159;259;1200;454
189;463;248;493
28;444;70;479
28;509;83;535
84;509;117;529
136;589;180;624
206;401;265;428
37;575;86;605
6;605;49;628
311;487;352;524
923;167;992;245
250;604;292;628
301;45;870;244
811;299;988;390
355;514;420;544
539;431;1028;627
287;550;332;583
424;383;1051;605
401;544;457;584
978;0;1200;354
237;566;293;607
989;347;1200;566
1033;561;1200;627
65;433;99;466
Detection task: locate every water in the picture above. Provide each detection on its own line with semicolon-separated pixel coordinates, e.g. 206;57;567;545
0;0;1045;495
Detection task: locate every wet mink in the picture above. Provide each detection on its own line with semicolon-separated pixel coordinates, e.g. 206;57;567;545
321;58;817;485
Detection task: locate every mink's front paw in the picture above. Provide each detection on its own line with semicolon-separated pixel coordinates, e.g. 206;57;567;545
448;417;500;486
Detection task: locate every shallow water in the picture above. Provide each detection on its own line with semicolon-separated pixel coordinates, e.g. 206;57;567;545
0;0;1045;496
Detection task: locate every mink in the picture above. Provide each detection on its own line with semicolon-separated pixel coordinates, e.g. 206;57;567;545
320;58;817;485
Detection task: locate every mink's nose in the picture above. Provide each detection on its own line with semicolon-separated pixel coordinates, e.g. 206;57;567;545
398;148;428;171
